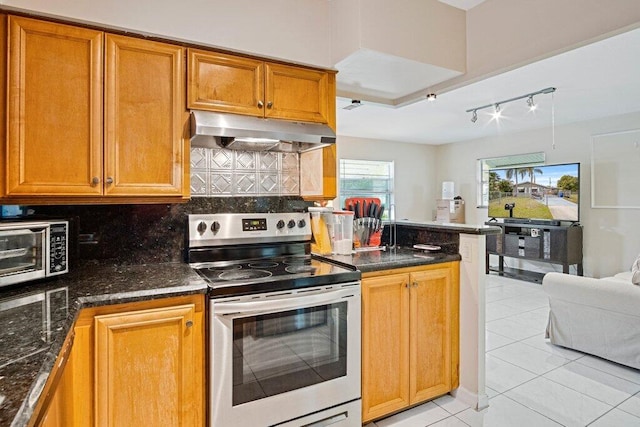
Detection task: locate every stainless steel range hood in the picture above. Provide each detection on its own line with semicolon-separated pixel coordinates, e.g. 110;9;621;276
190;110;336;153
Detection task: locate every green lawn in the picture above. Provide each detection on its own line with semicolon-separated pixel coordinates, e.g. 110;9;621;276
488;196;553;219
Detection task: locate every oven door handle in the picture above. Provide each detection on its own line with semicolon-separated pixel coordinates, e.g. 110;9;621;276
213;288;357;316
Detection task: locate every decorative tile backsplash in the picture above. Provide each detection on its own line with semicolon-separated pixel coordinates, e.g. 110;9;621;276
190;147;299;196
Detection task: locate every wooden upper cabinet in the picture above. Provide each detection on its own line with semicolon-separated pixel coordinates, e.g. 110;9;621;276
2;16;188;201
6;16;103;196
264;63;329;124
188;49;264;116
187;49;335;126
105;35;186;196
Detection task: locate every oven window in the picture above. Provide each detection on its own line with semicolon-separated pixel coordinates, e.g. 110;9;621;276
232;301;347;406
0;229;44;277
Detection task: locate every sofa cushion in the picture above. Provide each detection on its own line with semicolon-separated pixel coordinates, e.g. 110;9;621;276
613;271;633;282
633;254;640;285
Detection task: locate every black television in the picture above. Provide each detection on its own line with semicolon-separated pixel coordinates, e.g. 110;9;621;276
488;162;580;223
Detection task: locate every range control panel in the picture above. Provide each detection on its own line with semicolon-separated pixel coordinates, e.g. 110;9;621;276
188;213;311;248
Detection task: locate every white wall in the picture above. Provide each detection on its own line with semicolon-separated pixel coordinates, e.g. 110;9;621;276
432;0;640;93
1;0;332;68
335;136;437;222
435;111;640;278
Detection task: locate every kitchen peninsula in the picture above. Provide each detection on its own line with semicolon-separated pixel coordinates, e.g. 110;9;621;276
323;220;500;422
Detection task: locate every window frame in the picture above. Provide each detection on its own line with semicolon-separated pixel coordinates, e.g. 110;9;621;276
338;159;394;218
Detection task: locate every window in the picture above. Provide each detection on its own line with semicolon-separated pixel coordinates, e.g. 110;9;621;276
339;159;393;218
477;152;545;207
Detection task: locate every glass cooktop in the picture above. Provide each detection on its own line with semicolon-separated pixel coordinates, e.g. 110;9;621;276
192;255;360;297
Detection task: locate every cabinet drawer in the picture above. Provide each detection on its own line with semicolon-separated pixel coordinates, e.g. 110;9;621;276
504;235;540;258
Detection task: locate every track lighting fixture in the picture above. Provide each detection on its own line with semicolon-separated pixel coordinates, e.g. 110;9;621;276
466;87;555;123
527;95;537;111
426;93;437;101
491;104;502;120
343;99;362;110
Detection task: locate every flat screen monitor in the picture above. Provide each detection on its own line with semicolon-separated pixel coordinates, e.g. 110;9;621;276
488;162;580;223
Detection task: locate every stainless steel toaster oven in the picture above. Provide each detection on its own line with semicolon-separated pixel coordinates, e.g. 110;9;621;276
0;220;69;288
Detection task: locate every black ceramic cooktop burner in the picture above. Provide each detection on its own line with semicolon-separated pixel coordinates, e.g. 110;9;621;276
285;265;317;274
282;258;312;266
248;261;279;269
219;269;272;281
207;264;241;272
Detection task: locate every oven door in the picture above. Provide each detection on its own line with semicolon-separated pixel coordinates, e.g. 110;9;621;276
211;282;361;427
0;225;47;288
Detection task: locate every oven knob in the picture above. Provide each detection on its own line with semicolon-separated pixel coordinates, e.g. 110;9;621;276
211;221;221;234
196;221;207;235
298;219;306;228
277;220;285;229
287;219;296;229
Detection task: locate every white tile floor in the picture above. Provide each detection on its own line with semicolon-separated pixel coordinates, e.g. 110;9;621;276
364;274;640;426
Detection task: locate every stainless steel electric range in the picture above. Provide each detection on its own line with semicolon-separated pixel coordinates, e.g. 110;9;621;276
187;212;362;427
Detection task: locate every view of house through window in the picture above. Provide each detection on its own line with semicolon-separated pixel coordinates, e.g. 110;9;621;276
477;152;545;207
339;159;393;219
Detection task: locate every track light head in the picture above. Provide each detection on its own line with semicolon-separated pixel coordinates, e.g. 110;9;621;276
491;104;502;120
471;110;478;123
343;99;362;110
527;95;537;111
426;93;437;101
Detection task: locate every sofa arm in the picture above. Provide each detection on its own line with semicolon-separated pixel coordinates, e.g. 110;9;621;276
542;272;640;318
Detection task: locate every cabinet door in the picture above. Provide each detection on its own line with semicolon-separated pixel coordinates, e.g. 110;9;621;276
6;16;103;196
265;63;331;124
40;322;93;427
105;34;187;197
300;144;337;200
409;267;454;404
94;303;201;427
188;49;264;116
362;273;411;423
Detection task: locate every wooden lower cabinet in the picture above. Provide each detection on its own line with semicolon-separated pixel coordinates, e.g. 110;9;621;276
39;295;205;427
361;262;459;423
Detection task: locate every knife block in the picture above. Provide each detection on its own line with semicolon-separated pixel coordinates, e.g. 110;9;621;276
345;197;382;249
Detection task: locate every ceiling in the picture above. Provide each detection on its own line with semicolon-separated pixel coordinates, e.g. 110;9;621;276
336;26;640;145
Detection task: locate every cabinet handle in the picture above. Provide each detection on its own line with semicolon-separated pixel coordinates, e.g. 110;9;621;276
91;177;100;186
105;177;114;185
186;320;193;328
405;282;409;288
266;101;273;109
257;100;264;108
413;282;419;288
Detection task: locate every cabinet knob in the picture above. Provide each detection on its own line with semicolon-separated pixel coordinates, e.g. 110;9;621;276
186;320;193;328
405;282;409;288
413;282;419;288
266;101;273;109
105;177;114;185
91;177;100;186
257;100;264;108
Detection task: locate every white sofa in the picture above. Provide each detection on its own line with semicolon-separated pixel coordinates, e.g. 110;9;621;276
542;271;640;369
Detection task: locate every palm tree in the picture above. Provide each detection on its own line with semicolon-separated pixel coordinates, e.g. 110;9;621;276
506;168;520;197
523;166;543;184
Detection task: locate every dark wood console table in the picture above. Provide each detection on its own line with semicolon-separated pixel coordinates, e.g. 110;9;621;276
485;221;583;283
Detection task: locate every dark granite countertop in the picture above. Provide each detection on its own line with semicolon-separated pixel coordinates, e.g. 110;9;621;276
393;220;502;235
319;247;461;273
0;262;208;427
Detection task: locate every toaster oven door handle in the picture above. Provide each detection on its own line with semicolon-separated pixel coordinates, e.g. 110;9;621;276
213;288;357;316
